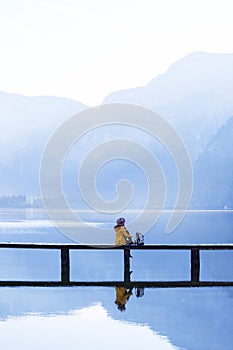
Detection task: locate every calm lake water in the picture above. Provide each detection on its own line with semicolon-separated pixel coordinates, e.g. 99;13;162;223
0;210;232;350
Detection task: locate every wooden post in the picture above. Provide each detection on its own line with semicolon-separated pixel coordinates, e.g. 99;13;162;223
124;248;131;282
191;248;200;282
61;248;70;283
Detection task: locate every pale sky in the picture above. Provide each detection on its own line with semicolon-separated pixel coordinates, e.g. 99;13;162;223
0;0;233;106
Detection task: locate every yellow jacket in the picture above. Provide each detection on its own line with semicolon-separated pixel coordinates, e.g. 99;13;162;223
114;225;132;245
115;287;132;306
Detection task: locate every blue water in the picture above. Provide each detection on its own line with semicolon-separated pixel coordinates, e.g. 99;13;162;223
0;210;232;349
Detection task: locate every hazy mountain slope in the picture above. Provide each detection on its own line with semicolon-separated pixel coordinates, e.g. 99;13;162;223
103;52;233;160
0;91;87;195
192;116;233;208
1;52;233;207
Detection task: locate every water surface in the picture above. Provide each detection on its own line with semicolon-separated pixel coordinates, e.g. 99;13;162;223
0;209;232;350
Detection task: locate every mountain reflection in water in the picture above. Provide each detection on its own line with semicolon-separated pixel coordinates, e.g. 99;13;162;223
0;302;179;350
0;286;233;350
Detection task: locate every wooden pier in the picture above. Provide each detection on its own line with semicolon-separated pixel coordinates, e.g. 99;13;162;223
0;243;233;288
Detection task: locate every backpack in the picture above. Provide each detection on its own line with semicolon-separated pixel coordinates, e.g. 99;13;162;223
135;287;145;298
135;232;144;245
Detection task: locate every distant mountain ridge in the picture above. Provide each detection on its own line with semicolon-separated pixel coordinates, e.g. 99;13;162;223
0;91;87;195
103;52;233;160
0;52;233;209
193;115;233;208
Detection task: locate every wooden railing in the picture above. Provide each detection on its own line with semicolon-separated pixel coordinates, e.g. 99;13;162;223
0;243;233;287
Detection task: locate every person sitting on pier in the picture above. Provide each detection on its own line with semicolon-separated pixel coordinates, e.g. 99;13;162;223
115;287;133;311
114;217;133;245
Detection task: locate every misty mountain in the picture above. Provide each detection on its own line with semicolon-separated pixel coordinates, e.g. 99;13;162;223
103;52;233;160
0;91;87;195
1;52;233;209
192;116;233;209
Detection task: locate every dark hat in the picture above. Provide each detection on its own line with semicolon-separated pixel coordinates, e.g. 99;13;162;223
117;303;126;311
116;217;125;226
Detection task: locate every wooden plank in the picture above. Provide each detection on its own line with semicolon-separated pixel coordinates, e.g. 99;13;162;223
0;243;233;250
0;280;233;288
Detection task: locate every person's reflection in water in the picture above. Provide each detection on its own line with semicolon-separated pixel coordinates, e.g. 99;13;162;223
115;287;133;312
